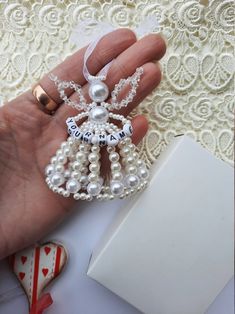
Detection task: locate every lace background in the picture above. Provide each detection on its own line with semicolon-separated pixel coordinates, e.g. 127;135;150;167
0;0;234;166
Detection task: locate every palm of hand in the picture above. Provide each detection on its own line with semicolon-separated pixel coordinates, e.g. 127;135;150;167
0;29;166;259
0;93;72;259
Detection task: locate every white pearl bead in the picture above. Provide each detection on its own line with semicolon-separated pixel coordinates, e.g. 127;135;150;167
89;106;109;123
51;156;57;165
74;193;80;200
64;169;71;179
66;179;81;193
86;195;92;201
112;172;123;181
76;152;85;161
88;152;99;163
109;152;119;162
120;146;130;156
103;193;108;200
57;154;66;164
88;173;98;182
126;165;137;174
111;162;121;172
81;166;88;173
107;146;115;153
124;137;131;145
136;160;143;167
73;161;81;170
89;163;100;173
79;144;86;151
45;164;54;176
125;175;140;188
56;149;63;156
80;175;88;186
87;182;102;196
91;146;100;153
50;173;65;187
61;142;68;149
126;156;135;164
138;167;149;179
71;171;81;179
91;136;99;145
64;147;71;156
88;81;109;102
63;190;70;197
55;164;64;173
58;187;64;194
110;181;124;196
133;152;138;159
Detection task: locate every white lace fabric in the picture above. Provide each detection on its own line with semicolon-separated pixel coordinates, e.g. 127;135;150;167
0;0;234;166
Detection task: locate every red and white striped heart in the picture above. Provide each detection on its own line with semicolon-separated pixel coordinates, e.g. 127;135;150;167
9;242;67;312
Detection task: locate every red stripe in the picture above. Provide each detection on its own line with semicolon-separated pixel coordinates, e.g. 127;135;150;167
54;246;61;277
32;247;40;306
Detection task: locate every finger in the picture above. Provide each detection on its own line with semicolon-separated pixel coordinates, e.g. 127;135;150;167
56;33;166;120
38;28;137;104
106;33;166;86
131;114;149;145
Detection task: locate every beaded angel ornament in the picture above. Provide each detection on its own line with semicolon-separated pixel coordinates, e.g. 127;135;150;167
45;38;149;201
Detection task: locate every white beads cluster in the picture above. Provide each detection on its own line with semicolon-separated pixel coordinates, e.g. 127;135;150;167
45;136;149;201
66;111;133;147
49;73;87;110
49;67;143;114
46;66;149;201
110;67;144;110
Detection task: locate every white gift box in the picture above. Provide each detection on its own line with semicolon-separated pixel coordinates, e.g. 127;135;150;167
87;136;234;314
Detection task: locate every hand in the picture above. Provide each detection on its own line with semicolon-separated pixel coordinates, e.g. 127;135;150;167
0;29;166;259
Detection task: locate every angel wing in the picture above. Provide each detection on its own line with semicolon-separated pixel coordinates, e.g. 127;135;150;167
110;67;144;110
49;73;87;110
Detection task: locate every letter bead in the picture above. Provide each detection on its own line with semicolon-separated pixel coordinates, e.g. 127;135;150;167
83;131;93;143
107;134;119;146
123;123;133;136
117;130;126;140
98;134;107;146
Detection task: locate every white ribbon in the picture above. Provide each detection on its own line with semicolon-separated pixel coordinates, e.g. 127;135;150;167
71;17;160;84
83;36;114;83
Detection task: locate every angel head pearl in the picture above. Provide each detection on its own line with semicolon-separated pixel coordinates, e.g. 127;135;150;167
88;81;109;102
45;67;149;201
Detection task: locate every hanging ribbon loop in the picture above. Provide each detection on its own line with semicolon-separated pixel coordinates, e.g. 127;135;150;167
83;34;114;83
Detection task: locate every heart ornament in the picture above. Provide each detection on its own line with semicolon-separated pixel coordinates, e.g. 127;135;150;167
9;242;68;314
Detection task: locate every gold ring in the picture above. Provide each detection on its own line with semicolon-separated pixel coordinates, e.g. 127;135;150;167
32;84;58;112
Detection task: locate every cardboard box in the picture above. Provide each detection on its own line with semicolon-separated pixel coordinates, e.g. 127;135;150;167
87;136;234;314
